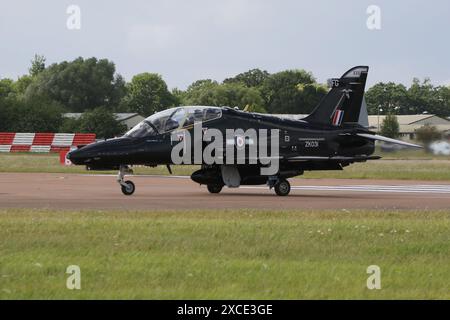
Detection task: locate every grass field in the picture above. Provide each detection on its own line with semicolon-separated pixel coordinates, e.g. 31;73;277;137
1;151;450;180
0;209;448;299
0;153;197;175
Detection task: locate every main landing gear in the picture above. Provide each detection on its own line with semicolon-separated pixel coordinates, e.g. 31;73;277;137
205;178;291;196
274;179;291;196
268;177;291;196
207;184;223;194
118;165;135;196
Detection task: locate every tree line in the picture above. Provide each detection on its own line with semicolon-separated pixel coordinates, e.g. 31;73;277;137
1;55;449;138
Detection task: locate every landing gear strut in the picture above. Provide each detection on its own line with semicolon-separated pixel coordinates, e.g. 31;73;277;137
118;165;135;196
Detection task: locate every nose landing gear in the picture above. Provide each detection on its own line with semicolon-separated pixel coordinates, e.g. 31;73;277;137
118;165;135;196
121;180;135;195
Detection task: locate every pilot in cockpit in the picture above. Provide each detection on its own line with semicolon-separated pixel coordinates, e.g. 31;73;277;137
184;108;203;128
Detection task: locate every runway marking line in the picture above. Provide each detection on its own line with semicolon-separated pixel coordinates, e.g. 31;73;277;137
241;185;450;194
77;174;450;194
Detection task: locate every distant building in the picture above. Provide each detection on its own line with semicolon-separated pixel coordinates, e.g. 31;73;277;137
63;113;145;130
367;114;450;139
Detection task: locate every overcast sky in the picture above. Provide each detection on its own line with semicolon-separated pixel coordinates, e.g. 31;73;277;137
0;0;449;89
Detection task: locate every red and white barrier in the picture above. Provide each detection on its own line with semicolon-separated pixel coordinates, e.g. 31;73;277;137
0;133;96;153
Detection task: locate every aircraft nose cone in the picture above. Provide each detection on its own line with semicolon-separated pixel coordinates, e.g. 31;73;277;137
67;148;87;165
67;137;131;166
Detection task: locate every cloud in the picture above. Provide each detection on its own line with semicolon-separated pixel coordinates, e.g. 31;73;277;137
1;0;449;90
213;0;253;27
127;24;177;53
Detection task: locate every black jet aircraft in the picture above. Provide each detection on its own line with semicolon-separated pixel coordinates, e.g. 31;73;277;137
68;66;421;196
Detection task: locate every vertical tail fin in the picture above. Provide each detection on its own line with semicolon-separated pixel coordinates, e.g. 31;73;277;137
304;66;369;127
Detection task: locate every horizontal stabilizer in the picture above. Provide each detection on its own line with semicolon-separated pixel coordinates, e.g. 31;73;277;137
357;133;423;148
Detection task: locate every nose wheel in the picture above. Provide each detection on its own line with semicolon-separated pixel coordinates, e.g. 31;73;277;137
118;166;135;196
121;181;135;195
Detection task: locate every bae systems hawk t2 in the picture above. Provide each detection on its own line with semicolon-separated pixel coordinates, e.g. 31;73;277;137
68;66;421;196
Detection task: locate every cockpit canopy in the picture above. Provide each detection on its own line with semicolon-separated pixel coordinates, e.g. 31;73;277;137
125;106;222;138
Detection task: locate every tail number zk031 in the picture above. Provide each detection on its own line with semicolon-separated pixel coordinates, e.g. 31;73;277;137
304;140;319;148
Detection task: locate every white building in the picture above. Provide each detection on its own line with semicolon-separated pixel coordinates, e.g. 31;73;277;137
367;114;450;139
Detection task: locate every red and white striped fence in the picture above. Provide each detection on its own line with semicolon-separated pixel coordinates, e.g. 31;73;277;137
0;133;96;153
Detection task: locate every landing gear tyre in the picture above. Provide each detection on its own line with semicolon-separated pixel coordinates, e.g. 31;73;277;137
274;179;290;196
207;184;223;194
121;180;135;196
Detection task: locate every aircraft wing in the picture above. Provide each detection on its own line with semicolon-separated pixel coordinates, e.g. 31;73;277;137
356;133;423;148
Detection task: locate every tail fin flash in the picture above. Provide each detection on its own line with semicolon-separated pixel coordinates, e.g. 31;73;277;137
305;66;369;127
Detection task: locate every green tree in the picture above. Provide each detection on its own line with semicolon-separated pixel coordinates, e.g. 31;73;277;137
122;73;176;116
407;78;448;117
260;69;324;114
365;82;408;114
214;83;266;111
436;85;450;117
3;95;64;132
0;78;15;99
366;79;450;117
0;96;17;131
223;69;270;88
29;54;46;77
0;104;8;131
13;76;33;95
0;79;15;131
75;107;127;138
182;80;266;112
181;79;219;106
59;117;80;134
0;66;62;133
110;74;127;111
25;57;126;112
171;88;185;106
380;113;400;138
415;124;442;149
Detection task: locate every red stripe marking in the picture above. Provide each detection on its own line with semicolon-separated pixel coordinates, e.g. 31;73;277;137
1;133;95;152
72;133;96;146
332;110;339;125
50;146;71;153
33;133;55;145
0;132;16;145
10;145;31;152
